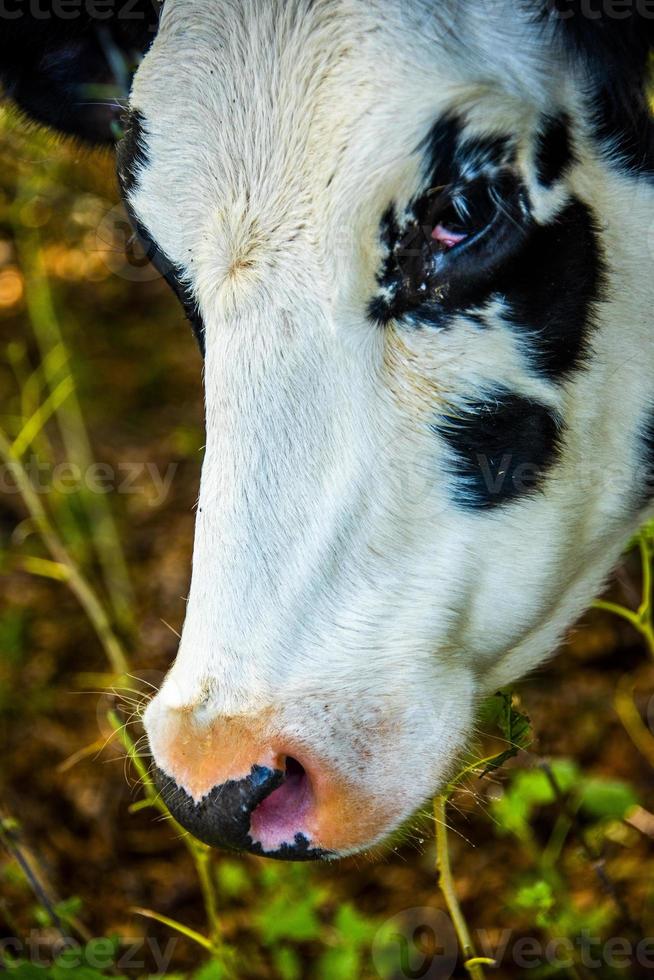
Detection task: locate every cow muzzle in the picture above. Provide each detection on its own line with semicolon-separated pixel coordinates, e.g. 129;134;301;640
144;699;392;860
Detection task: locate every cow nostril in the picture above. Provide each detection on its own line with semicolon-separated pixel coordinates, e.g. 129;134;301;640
284;755;306;787
153;751;326;860
249;755;313;853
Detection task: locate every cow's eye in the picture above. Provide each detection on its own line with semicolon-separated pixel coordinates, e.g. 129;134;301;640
428;178;495;253
374;171;530;323
432;223;469;249
398;174;521;279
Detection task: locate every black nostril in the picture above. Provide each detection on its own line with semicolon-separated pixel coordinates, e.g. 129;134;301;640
153;764;283;852
284;756;305;785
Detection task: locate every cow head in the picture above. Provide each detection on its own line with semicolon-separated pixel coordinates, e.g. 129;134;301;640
3;0;654;860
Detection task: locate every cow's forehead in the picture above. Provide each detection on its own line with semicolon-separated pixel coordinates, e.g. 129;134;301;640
126;0;565;274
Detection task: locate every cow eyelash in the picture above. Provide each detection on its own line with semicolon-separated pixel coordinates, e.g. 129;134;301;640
373;171;530;323
393;176;509;274
429;179;501;246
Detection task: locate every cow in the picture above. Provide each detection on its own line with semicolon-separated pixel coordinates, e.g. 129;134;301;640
2;0;654;862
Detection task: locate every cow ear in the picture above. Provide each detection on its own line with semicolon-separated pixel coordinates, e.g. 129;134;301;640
0;1;161;144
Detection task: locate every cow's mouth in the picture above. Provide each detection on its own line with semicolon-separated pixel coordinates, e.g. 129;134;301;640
249;756;313;852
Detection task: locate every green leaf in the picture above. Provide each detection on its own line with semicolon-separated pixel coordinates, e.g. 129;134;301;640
333;903;378;948
515;761;579;807
192;962;229;980
578;778;638;821
5;948;124;978
479;691;533;775
53;896;84;925
490;760;581;839
318;946;361;980
490;787;531;839
80;937;120;971
256;892;323;944
51;937;123;978
33;906;52;928
52;968;124;980
272;946;303;980
513;879;556;929
216;860;250;898
514;879;554;910
547;759;581;796
3;966;47;979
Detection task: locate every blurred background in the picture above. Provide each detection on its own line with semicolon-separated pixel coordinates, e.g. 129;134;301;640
0;105;653;980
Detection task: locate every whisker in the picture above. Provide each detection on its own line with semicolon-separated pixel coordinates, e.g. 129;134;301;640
160;619;182;640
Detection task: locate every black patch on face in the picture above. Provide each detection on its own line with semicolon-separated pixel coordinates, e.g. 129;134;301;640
421;115;511;189
369;117;528;333
498;200;605;380
433;390;563;510
591;87;654;181
372;117;604;382
640;411;654;506
128;205;206;356
534;113;575;187
116;109;149;195
465;311;488;330
153;765;330;862
117;116;206;355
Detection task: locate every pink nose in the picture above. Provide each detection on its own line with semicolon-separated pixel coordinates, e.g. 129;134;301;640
146;704;389;859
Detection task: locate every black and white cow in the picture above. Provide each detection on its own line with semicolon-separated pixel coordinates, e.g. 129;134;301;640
2;0;654;861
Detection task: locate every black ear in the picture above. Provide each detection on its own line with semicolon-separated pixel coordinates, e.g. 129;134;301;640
0;1;161;143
